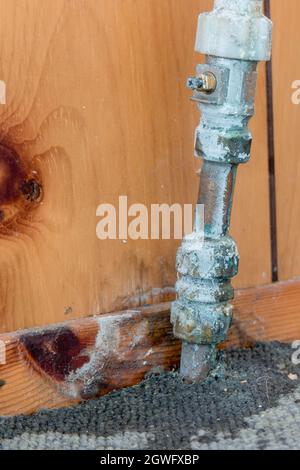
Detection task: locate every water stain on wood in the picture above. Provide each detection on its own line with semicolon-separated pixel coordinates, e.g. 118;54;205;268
14;310;180;401
19;327;90;382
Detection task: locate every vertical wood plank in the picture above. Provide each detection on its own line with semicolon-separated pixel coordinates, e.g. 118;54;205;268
271;0;300;281
232;62;271;288
0;0;271;333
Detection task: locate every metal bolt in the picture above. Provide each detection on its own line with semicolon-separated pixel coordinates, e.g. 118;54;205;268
187;76;204;91
187;72;217;93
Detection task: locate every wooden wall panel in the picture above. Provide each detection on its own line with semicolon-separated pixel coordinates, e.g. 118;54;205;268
232;62;271;288
0;0;271;333
271;0;300;281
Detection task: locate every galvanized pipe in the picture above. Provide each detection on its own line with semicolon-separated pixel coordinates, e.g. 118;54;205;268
171;0;272;382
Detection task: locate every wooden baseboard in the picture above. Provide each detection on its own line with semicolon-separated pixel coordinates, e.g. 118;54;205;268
1;279;300;416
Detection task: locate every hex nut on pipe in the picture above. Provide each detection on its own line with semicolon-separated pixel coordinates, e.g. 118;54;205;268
196;0;272;61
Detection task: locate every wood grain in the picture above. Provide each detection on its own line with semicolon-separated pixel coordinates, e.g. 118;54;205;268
0;304;180;417
1;280;300;417
0;0;271;334
271;0;300;281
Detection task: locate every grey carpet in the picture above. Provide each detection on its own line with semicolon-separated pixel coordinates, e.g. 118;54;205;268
1;342;300;450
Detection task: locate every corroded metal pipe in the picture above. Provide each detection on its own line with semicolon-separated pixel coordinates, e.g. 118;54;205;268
171;0;272;382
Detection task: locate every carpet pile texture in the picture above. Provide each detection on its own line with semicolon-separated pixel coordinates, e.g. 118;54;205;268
1;342;300;450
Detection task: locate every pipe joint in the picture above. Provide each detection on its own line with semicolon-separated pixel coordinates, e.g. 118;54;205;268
171;235;237;344
171;299;233;345
195;0;272;61
176;278;234;304
176;235;239;280
215;0;263;15
195;126;252;164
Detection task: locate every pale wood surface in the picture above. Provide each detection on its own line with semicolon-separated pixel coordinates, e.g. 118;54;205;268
1;280;300;417
271;0;300;281
0;0;271;333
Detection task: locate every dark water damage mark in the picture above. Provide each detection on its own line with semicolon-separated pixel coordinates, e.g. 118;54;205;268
16;311;179;401
0;142;43;232
19;327;90;382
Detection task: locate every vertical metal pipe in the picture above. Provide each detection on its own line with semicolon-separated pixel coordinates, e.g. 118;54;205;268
171;0;273;382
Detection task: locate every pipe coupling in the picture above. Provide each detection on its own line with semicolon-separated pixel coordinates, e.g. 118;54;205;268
171;235;238;344
195;126;252;164
176;235;239;279
171;300;233;345
195;0;272;61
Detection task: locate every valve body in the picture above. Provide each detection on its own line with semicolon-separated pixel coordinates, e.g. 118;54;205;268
171;0;272;382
